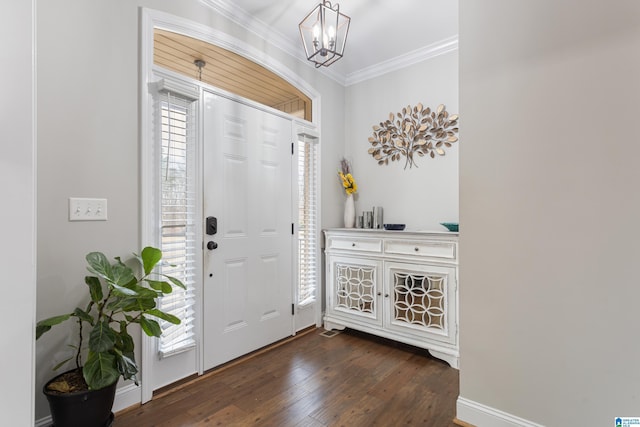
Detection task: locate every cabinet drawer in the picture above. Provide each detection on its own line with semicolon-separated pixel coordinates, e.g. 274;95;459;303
385;240;456;260
327;237;382;253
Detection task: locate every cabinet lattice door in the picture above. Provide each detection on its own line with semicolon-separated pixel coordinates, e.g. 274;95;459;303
335;263;376;314
393;272;445;330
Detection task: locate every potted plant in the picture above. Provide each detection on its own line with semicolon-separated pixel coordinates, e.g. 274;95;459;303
36;247;184;427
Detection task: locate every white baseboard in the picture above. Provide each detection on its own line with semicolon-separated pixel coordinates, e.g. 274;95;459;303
113;383;141;412
456;397;546;427
34;383;141;427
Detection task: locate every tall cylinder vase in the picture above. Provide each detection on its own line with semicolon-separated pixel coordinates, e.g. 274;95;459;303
344;194;355;228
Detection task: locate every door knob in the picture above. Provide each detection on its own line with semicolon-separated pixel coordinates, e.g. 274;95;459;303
207;241;218;250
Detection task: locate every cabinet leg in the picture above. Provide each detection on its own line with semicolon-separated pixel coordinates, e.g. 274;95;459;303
429;349;459;369
324;319;346;332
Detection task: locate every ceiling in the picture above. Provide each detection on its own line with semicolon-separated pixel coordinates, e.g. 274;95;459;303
203;0;459;85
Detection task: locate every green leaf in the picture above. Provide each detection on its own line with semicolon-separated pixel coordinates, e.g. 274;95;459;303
120;280;150;294
140;317;162;337
164;275;186;290
110;262;135;287
109;282;138;296
37;313;73;327
141;247;162;275
86;252;113;281
36;325;52;339
107;297;135;311
122;276;137;289
131;287;159;299
89;321;116;353
120;296;157;313
114;348;138;384
52;357;73;371
114;321;138;385
85;276;103;302
36;314;72;339
146;309;181;325
83;351;118;390
113;278;158;297
116;322;135;353
146;280;172;294
73;307;94;325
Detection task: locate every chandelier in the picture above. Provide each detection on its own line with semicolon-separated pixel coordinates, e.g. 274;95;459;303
299;1;351;68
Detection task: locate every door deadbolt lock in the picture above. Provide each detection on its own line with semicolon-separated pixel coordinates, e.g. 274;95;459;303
206;216;218;235
207;241;218;250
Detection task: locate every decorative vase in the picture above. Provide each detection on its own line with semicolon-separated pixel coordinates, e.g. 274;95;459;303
344;194;355;228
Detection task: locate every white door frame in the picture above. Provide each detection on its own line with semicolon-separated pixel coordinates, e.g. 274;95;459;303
140;7;321;404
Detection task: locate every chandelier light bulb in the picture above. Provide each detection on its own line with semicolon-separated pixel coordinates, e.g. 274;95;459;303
327;25;336;49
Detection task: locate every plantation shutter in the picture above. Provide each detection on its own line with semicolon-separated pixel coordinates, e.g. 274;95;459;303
297;134;318;306
156;90;197;357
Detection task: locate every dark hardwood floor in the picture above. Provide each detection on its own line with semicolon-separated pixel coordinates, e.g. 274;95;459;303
116;328;459;426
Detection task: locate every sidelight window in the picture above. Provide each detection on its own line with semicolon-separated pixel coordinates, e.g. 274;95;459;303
155;91;198;357
297;133;319;306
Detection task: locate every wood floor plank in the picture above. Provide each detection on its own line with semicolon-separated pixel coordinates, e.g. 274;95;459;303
193;404;248;426
116;328;459;427
328;391;386;427
231;383;312;426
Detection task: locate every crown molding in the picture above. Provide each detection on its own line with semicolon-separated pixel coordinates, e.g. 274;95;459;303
344;35;459;86
200;0;298;56
199;0;457;87
199;0;346;85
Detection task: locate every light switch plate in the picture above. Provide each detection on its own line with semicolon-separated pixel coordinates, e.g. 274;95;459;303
69;198;108;221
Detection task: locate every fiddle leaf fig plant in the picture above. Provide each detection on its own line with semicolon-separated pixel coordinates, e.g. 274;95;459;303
36;247;184;390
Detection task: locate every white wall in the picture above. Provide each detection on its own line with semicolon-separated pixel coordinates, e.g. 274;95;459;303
35;0;346;420
345;52;459;231
1;1;36;425
458;1;640;425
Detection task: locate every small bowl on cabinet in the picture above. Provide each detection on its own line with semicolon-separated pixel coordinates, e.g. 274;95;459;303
383;224;406;231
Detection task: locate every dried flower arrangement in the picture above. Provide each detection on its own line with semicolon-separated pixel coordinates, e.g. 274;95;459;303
338;158;357;195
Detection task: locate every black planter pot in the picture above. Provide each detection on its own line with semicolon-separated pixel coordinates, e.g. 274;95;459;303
43;369;117;427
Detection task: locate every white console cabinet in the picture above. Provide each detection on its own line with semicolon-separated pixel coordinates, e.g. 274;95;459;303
323;229;459;368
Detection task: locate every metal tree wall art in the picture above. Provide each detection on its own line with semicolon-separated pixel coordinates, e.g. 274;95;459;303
367;104;459;169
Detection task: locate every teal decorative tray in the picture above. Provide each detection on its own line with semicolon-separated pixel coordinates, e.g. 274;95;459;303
440;222;459;232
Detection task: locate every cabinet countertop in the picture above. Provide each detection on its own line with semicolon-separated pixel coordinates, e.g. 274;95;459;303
323;228;459;237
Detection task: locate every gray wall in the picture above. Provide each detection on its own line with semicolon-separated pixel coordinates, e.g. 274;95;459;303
35;0;345;420
2;1;36;425
345;52;459;230
459;0;640;424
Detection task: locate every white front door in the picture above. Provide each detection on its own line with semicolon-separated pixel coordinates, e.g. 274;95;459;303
202;91;294;370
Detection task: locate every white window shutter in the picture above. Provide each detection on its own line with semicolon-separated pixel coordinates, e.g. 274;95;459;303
155;91;197;357
297;134;318;306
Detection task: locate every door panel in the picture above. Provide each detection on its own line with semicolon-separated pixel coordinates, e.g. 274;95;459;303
203;92;293;370
222;257;249;331
222;157;249;236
